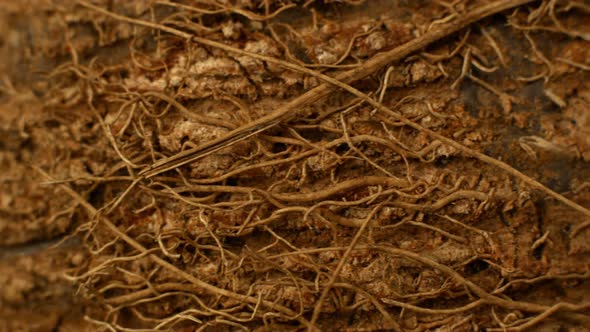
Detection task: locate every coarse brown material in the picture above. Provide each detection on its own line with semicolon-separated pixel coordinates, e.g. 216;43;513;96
1;0;590;331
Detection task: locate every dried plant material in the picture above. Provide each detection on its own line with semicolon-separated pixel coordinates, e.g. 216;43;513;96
2;0;590;331
544;88;567;108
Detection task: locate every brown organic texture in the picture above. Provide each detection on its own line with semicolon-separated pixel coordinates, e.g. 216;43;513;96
1;0;590;331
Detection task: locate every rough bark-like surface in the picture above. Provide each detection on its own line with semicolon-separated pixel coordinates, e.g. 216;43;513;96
1;1;590;331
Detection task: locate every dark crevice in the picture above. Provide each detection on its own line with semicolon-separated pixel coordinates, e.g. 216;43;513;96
87;183;106;208
465;259;489;275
